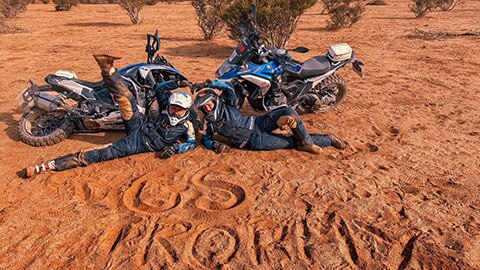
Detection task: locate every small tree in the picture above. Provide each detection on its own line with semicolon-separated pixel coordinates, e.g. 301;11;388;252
326;1;364;30
191;0;230;41
410;0;436;17
1;0;30;18
222;0;316;48
53;0;79;11
119;0;178;25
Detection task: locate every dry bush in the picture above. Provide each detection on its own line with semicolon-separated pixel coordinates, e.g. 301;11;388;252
53;0;79;11
326;1;364;30
410;0;436;17
191;0;229;41
0;0;30;18
0;19;6;33
434;0;463;11
321;0;345;13
222;0;316;48
119;0;143;24
406;28;480;40
118;0;180;25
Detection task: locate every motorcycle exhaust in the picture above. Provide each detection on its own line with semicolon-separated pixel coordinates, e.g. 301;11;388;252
34;92;66;112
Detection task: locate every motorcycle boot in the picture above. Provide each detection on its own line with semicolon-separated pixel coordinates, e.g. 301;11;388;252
20;160;57;179
93;50;123;76
330;134;346;150
93;50;134;121
277;115;322;155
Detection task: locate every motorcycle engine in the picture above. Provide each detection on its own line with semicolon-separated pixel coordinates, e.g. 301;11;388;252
80;100;110;117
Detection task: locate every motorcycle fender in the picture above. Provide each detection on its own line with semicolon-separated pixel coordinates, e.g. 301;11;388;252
241;75;271;96
352;59;364;78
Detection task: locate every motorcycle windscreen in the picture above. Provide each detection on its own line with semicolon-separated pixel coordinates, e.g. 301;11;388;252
215;59;237;78
216;39;251;77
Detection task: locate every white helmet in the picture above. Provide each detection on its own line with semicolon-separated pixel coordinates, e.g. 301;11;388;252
167;90;192;126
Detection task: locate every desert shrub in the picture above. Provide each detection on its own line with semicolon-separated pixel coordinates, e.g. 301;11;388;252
222;0;316;48
0;19;6;33
410;0;436;17
119;0;180;25
191;0;229;41
326;1;364;30
434;0;462;11
118;0;155;24
53;0;79;11
321;0;344;13
0;0;30;18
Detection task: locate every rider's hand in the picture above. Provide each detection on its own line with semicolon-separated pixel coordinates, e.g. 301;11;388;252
191;79;211;93
177;80;190;87
160;145;176;159
212;141;231;154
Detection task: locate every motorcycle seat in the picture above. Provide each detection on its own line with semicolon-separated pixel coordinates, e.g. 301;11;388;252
299;56;331;79
73;79;105;89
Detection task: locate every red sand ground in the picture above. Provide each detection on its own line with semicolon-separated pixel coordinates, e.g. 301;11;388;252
0;1;479;269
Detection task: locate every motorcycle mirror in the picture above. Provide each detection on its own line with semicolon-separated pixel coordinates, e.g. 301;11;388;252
146;30;161;63
290;47;309;53
251;5;257;24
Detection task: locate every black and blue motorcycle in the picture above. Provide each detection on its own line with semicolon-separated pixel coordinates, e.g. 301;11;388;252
213;6;364;114
17;31;189;146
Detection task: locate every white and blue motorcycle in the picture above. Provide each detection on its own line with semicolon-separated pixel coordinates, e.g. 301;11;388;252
17;31;190;146
213;6;364;114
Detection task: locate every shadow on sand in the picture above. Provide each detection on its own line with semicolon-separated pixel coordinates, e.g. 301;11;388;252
164;43;233;59
0;109;23;143
1;108;126;146
64;22;128;27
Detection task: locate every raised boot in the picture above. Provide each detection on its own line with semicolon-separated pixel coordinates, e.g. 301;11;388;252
93;50;134;121
93;50;123;76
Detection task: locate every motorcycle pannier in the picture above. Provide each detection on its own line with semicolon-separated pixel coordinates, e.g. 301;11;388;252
328;43;352;62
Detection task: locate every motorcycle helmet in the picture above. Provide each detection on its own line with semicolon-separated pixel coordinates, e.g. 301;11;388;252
194;89;222;121
167;90;192;126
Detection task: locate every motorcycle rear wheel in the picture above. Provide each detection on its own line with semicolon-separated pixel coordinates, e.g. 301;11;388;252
308;73;348;113
18;108;74;146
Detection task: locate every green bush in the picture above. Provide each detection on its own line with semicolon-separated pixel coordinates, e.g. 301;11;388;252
326;1;364;30
222;0;316;48
191;0;230;40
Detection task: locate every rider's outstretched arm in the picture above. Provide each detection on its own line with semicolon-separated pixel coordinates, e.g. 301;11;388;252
202;123;230;153
209;80;238;106
155;80;179;110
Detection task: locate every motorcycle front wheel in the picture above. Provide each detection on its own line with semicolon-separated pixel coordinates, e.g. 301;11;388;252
18;108;74;146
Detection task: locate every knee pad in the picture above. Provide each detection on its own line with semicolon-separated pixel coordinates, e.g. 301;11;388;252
116;95;134;121
277;115;297;129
